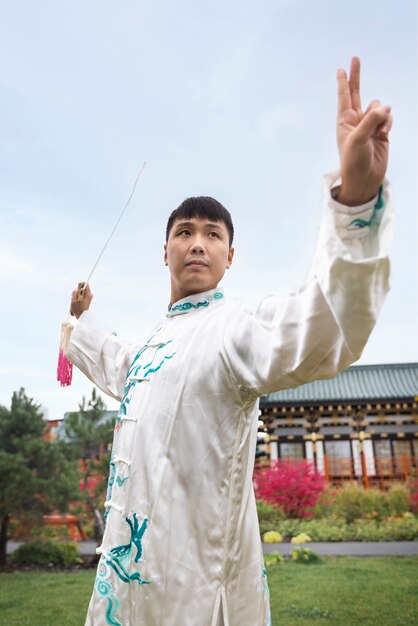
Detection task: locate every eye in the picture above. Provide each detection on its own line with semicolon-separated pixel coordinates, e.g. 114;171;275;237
177;229;191;236
208;231;220;238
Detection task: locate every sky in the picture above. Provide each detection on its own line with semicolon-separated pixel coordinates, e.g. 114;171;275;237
0;0;416;419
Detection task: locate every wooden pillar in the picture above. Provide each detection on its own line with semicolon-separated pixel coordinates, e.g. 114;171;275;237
402;452;409;479
360;443;369;489
323;453;329;483
359;431;369;489
312;440;318;471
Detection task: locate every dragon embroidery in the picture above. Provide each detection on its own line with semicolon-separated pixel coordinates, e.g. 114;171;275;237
96;513;151;625
116;338;176;426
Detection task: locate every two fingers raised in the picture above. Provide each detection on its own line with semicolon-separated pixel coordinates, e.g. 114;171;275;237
337;56;362;117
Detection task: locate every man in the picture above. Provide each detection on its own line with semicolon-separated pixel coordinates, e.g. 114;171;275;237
67;57;393;626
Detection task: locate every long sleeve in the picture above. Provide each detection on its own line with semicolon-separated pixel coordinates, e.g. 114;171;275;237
223;170;394;397
65;310;136;401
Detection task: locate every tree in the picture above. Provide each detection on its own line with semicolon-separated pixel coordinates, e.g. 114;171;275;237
254;459;325;519
0;388;78;566
64;388;114;542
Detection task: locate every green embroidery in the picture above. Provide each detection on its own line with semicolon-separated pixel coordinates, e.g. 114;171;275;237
262;565;272;626
116;475;129;487
171;300;209;312
105;513;151;584
168;290;224;316
96;559;122;626
142;352;176;377
262;566;270;597
119;340;175;417
96;514;151;624
104;456;117;522
348;185;384;231
143;341;174;369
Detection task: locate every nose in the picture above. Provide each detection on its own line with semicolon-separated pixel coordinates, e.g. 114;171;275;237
190;236;205;254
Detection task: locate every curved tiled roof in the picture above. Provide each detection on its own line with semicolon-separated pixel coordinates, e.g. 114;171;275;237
261;363;418;404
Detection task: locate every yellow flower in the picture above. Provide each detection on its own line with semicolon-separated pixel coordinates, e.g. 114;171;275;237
291;533;312;544
263;531;283;543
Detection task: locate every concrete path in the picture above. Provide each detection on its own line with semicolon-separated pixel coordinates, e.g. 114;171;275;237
7;540;418;558
263;541;418;557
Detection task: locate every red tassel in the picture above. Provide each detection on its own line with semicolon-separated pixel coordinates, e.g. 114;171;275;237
57;349;73;386
57;320;74;386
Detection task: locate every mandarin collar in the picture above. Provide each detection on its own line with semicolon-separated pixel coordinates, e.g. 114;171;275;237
166;287;225;318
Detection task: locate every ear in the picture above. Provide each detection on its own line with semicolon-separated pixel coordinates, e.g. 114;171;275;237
226;247;235;269
164;243;168;266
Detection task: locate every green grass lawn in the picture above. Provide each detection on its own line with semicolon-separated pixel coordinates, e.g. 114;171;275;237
0;557;417;626
268;556;418;625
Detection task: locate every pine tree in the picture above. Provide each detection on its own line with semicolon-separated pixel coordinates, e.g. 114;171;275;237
64;388;114;542
0;388;78;566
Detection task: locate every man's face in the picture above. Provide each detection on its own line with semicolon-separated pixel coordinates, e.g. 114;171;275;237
164;216;234;303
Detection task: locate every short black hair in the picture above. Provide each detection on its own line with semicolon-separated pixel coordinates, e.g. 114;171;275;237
166;196;234;246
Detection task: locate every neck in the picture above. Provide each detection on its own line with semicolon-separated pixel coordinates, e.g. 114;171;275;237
170;283;219;305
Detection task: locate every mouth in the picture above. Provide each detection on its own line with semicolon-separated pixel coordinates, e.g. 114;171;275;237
185;260;208;268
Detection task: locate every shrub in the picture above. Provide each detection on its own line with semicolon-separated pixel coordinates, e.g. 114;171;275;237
329;483;385;522
386;483;411;516
254;460;325;518
351;519;381;541
407;477;418;514
11;540;82;567
300;517;353;541
376;513;418;541
264;551;284;567
291;547;323;564
274;518;305;539
348;514;418;541
331;483;366;522
272;514;418;542
291;533;312;544
311;485;338;518
330;483;415;523
256;500;285;535
263;531;283;543
55;542;83;566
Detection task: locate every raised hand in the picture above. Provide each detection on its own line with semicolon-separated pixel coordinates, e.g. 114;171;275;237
336;57;393;206
70;282;93;319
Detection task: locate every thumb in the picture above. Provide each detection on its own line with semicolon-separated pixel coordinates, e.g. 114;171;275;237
351;106;391;145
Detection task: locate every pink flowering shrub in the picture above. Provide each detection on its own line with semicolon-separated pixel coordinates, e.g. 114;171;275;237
408;477;418;514
254;459;326;519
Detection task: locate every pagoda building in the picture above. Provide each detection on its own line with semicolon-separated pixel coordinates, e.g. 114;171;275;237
257;363;418;488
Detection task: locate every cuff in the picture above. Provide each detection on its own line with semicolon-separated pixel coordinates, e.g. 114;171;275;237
330;178;378;212
329;181;385;240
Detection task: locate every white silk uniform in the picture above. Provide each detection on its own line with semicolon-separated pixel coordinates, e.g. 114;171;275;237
66;172;393;626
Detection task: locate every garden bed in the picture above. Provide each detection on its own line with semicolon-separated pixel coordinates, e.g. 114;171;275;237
256;477;418;542
259;512;418;542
